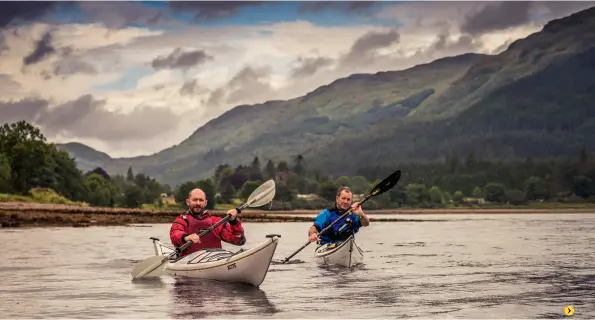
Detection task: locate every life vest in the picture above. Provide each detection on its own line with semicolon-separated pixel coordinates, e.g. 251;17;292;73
180;211;223;255
319;206;359;244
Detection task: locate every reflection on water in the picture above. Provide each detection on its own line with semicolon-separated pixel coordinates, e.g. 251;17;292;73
169;278;280;318
0;213;594;318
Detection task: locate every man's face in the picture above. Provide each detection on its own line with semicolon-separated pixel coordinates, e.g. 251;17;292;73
336;190;352;211
186;190;207;213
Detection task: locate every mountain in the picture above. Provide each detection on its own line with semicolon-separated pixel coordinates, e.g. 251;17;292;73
56;142;113;173
61;6;595;186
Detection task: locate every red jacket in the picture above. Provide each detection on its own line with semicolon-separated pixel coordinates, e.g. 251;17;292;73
169;210;246;257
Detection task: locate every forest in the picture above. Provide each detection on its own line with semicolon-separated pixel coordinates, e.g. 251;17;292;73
1;121;595;211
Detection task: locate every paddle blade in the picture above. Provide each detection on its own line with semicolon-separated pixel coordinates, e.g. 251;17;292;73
130;255;168;279
370;169;401;196
247;179;276;207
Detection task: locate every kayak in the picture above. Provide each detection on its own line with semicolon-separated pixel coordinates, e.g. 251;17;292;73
150;234;280;287
314;235;363;268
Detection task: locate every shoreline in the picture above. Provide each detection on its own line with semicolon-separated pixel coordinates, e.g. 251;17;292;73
1;201;595;228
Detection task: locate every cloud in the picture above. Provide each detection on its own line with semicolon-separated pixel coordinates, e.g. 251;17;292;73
151;48;213;71
168;1;265;22
2;2;593;158
298;1;378;15
0;1;65;28
460;1;532;35
339;28;400;68
179;79;210;97
76;2;167;29
23;30;55;65
0;98;48;124
224;65;274;105
291;56;334;79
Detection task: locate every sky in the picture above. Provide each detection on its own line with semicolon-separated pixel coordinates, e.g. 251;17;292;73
1;1;594;158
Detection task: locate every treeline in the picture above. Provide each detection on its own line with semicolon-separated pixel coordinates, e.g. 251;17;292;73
2;121;595;210
0;121;171;209
173;147;595;209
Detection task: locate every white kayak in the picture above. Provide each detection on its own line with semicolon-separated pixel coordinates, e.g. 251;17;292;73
150;234;280;287
314;235;363;268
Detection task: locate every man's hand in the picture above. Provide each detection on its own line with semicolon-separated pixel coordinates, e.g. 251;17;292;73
309;232;319;243
227;208;239;220
351;201;364;216
184;234;201;243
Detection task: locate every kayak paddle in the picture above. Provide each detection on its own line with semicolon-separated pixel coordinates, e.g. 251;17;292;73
279;169;401;264
130;179;277;280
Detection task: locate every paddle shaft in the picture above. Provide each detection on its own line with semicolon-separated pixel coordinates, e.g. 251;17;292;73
175;199;256;253
281;193;373;263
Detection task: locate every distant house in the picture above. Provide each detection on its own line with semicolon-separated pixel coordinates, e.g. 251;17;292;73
297;194;319;200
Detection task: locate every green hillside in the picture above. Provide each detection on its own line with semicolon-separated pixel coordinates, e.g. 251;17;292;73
58;6;595;187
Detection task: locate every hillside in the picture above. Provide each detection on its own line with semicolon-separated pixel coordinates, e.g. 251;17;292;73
56;142;113;173
59;6;595;186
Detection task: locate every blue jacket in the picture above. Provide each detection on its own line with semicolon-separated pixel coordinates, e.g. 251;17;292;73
313;206;361;245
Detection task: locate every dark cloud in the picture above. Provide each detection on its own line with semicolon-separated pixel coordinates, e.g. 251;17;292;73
151;48;213;71
169;1;264;22
0;31;7;52
179;79;209;96
52;58;97;77
77;2;167;29
0;94;181;142
341;28;400;66
298;1;377;14
0;1;65;28
0;98;48;125
34;95;180;141
460;1;532;35
206;88;226;106
23;31;55;66
291;56;334;79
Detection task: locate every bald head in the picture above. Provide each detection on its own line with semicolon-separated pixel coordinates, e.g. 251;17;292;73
186;188;207;213
188;188;206;199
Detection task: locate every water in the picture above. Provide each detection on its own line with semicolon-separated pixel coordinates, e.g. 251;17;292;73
1;213;594;319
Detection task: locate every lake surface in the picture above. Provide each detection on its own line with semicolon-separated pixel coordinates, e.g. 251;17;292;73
1;213;594;319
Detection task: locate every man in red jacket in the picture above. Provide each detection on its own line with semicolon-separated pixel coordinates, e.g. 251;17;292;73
169;188;246;257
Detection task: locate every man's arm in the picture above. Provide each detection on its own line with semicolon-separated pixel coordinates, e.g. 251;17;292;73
169;217;189;246
308;210;327;239
217;217;247;246
353;202;370;227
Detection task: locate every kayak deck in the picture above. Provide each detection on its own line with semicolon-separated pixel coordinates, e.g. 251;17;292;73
149;234;280;286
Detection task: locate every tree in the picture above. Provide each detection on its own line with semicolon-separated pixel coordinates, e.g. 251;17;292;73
239;180;261;201
483;183;507;203
249;156;263;181
197;178;217;209
428;186;443;204
472;186;482;198
524;176;549;201
274;182;293;202
293;154;305;176
219;180;236;204
123;184;144;208
264;160;276;180
86;167;110;181
83;173;115;207
174;181;197;205
317;181;338;202
126;166;134;181
0;153;11;193
453;191;464;204
0;121;56;194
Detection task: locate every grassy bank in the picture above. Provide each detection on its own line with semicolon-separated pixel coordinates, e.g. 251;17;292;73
1;200;595;228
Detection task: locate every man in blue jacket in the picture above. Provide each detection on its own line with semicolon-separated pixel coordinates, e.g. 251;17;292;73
308;186;371;245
